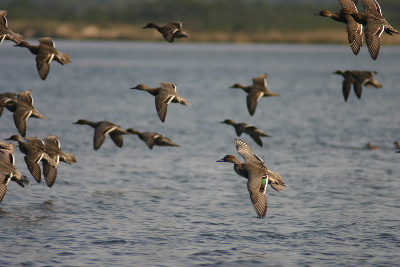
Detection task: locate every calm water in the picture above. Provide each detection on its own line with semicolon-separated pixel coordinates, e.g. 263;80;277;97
0;41;399;267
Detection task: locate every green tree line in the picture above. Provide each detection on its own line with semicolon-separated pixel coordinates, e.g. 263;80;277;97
3;0;399;33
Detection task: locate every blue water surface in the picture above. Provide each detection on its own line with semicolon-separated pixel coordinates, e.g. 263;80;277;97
0;40;399;266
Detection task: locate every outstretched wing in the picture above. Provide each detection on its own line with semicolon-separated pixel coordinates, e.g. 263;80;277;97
235;138;264;164
247;174;268;218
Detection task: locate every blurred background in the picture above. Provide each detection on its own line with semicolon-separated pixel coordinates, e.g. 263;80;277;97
3;0;400;43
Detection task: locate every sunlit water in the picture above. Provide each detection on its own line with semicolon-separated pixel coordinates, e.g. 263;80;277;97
1;40;399;266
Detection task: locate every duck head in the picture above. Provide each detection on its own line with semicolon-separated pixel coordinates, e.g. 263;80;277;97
220;119;236;125
13;40;30;47
217;155;238;163
130;84;150;90
5;135;24;142
230;83;245;89
72;119;92;125
143;23;158;29
315;10;334;17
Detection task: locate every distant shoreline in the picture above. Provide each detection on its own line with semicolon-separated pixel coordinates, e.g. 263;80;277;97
10;20;400;45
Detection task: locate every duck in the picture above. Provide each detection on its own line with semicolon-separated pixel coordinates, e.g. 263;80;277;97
394;141;400;149
217;139;285;218
127;128;180;149
316;0;363;55
73;120;129;150
130;82;192;123
366;142;380;150
10;90;47;137
334;70;383;101
340;0;399;60
143;21;190;42
5;135;57;185
230;73;279;116
42;135;76;187
0;141;30;202
0;10;24;45
0;173;27;204
14;37;71;80
220;119;271;147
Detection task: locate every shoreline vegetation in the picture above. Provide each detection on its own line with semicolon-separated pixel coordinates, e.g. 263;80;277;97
3;0;399;44
9;20;400;45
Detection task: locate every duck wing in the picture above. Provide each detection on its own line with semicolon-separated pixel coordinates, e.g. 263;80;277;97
346;18;363;55
0;175;10;203
13;107;32;137
246;89;264;116
235;123;249;136
342;74;356;101
247;171;268;218
93;123;115;150
24;154;42;183
42;163;57;188
109;132;124;148
361;0;382;16
36;52;54;80
248;134;263;147
364;22;383;60
142;133;156;149
235;138;264;164
252;73;268;89
155;91;174;123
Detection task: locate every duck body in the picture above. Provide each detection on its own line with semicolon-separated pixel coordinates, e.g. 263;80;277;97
130;82;192;123
340;0;399;60
73;119;129;150
42;135;76;187
220;119;271;147
316;0;363;55
0;141;30;196
5;135;56;185
15;38;71;80
334;70;382;101
143;21;190;42
127;128;179;149
366;142;380;150
230;73;279;116
217;139;285;218
11;90;47;137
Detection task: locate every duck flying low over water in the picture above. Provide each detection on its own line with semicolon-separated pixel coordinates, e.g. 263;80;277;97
127;128;180;150
14;37;71;80
217;139;285;218
5;135;57;185
316;0;363;55
230;73;279;116
0;10;24;45
130;82;192;123
143;21;190;42
220;119;271;147
340;0;399;60
43;135;77;187
9;90;47;137
334;70;382;101
0;141;30;203
73;120;129;151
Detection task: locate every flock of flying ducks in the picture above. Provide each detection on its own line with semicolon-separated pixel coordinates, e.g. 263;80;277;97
1;0;399;217
316;0;398;60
